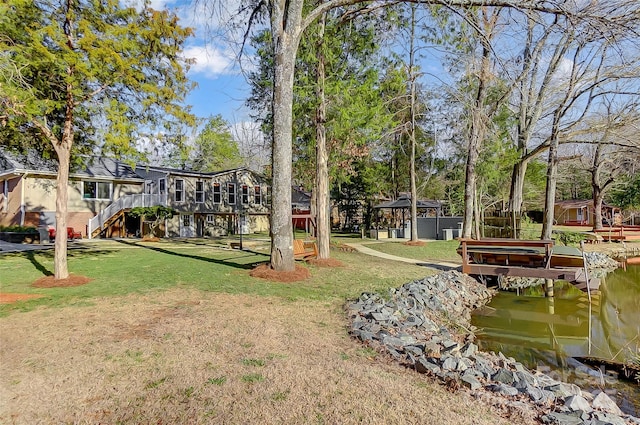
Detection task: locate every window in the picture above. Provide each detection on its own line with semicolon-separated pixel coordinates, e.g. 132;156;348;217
213;183;221;204
254;186;261;205
159;178;166;194
227;183;236;205
175;179;184;202
83;181;111;200
241;185;249;204
195;181;204;203
206;214;215;224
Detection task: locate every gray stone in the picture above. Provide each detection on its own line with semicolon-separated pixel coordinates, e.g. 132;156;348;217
515;370;537;386
404;344;423;356
442;356;458;371
592;392;622;416
540;412;583;425
591;411;627;425
492;368;515;385
546;383;582;398
441;339;459;353
415;357;441;375
473;356;495;378
460;342;478;357
564;395;592;413
352;329;375;342
457;357;473;372
461;375;482;390
487;383;519;397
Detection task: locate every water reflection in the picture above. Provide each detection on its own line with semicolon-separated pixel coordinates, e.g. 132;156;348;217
471;262;640;415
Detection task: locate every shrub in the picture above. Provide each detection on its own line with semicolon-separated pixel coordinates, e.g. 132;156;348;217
0;225;38;233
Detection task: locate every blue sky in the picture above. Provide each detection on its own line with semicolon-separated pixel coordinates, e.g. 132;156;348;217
138;0;255;124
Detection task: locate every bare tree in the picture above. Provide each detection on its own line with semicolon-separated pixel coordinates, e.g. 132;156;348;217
213;0;639;270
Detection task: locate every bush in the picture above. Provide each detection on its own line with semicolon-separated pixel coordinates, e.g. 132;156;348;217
554;230;588;246
0;225;38;233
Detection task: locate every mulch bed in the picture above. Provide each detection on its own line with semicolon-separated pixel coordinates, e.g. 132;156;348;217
250;263;311;282
32;274;92;288
307;258;345;267
403;240;426;246
0;293;45;304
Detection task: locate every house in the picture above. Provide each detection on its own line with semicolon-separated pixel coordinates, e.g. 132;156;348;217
554;199;620;227
0;151;144;237
131;165;270;238
1;150;271;239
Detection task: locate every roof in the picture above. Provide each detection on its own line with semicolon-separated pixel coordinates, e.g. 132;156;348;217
138;164;265;180
0;150;142;181
555;199;614;209
374;196;442;210
292;186;311;207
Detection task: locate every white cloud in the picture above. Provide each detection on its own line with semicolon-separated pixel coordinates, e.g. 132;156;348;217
183;45;237;77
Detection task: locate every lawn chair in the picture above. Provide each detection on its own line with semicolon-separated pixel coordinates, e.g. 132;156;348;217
67;227;82;240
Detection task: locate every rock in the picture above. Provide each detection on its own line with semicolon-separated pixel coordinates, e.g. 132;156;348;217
540;412;583;425
415;357;441;375
345;270;637;424
487;383;519;397
546;383;581;398
442;356;458;371
592;392;623;416
564;395;593;413
461;374;482;390
492;368;515;385
460;342;478;357
591;411;628;425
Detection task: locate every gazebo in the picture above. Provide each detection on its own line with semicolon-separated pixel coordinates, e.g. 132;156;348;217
373;195;443;238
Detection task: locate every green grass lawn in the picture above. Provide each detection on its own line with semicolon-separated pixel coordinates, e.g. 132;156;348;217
0;238;433;317
354;239;462;262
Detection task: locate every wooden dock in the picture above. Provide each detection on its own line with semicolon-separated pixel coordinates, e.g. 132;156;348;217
592;226;640;242
458;238;598;292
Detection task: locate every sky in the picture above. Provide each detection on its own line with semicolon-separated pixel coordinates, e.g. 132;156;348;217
139;0;255;124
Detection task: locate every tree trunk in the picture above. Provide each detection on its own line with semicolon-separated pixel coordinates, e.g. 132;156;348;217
269;11;301;271
593;187;604;230
508;160;528;214
54;146;70;280
315;13;330;259
541;137;559;240
462;150;478;238
408;5;419;242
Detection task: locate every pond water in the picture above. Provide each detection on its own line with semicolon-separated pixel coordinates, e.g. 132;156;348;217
471;260;640;416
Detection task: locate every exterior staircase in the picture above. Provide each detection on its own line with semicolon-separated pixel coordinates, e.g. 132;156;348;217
89;194;167;238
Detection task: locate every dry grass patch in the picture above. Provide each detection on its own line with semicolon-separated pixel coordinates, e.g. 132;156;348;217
0;289;524;425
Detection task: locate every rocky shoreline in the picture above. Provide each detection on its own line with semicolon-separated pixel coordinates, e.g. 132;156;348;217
346;270;639;425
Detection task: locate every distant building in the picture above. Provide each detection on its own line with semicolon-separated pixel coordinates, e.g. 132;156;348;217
0;150;271;238
553;199;620;227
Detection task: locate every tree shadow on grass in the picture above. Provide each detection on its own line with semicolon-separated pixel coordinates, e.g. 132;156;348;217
25;251;53;276
114;239;267;270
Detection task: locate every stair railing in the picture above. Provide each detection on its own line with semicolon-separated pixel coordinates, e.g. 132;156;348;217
88;193;167;238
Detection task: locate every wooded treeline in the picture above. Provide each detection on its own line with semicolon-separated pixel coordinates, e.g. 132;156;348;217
236;0;640;268
3;0;640;276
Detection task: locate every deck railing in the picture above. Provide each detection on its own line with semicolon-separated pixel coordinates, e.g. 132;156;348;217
88;193;167;238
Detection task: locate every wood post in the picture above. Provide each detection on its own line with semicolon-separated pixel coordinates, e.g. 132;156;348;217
544;278;554;297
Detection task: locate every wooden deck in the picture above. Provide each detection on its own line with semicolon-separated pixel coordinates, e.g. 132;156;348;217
592;226;640;242
458;238;596;291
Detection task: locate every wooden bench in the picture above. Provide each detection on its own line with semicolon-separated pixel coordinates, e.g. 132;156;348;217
293;239;318;260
